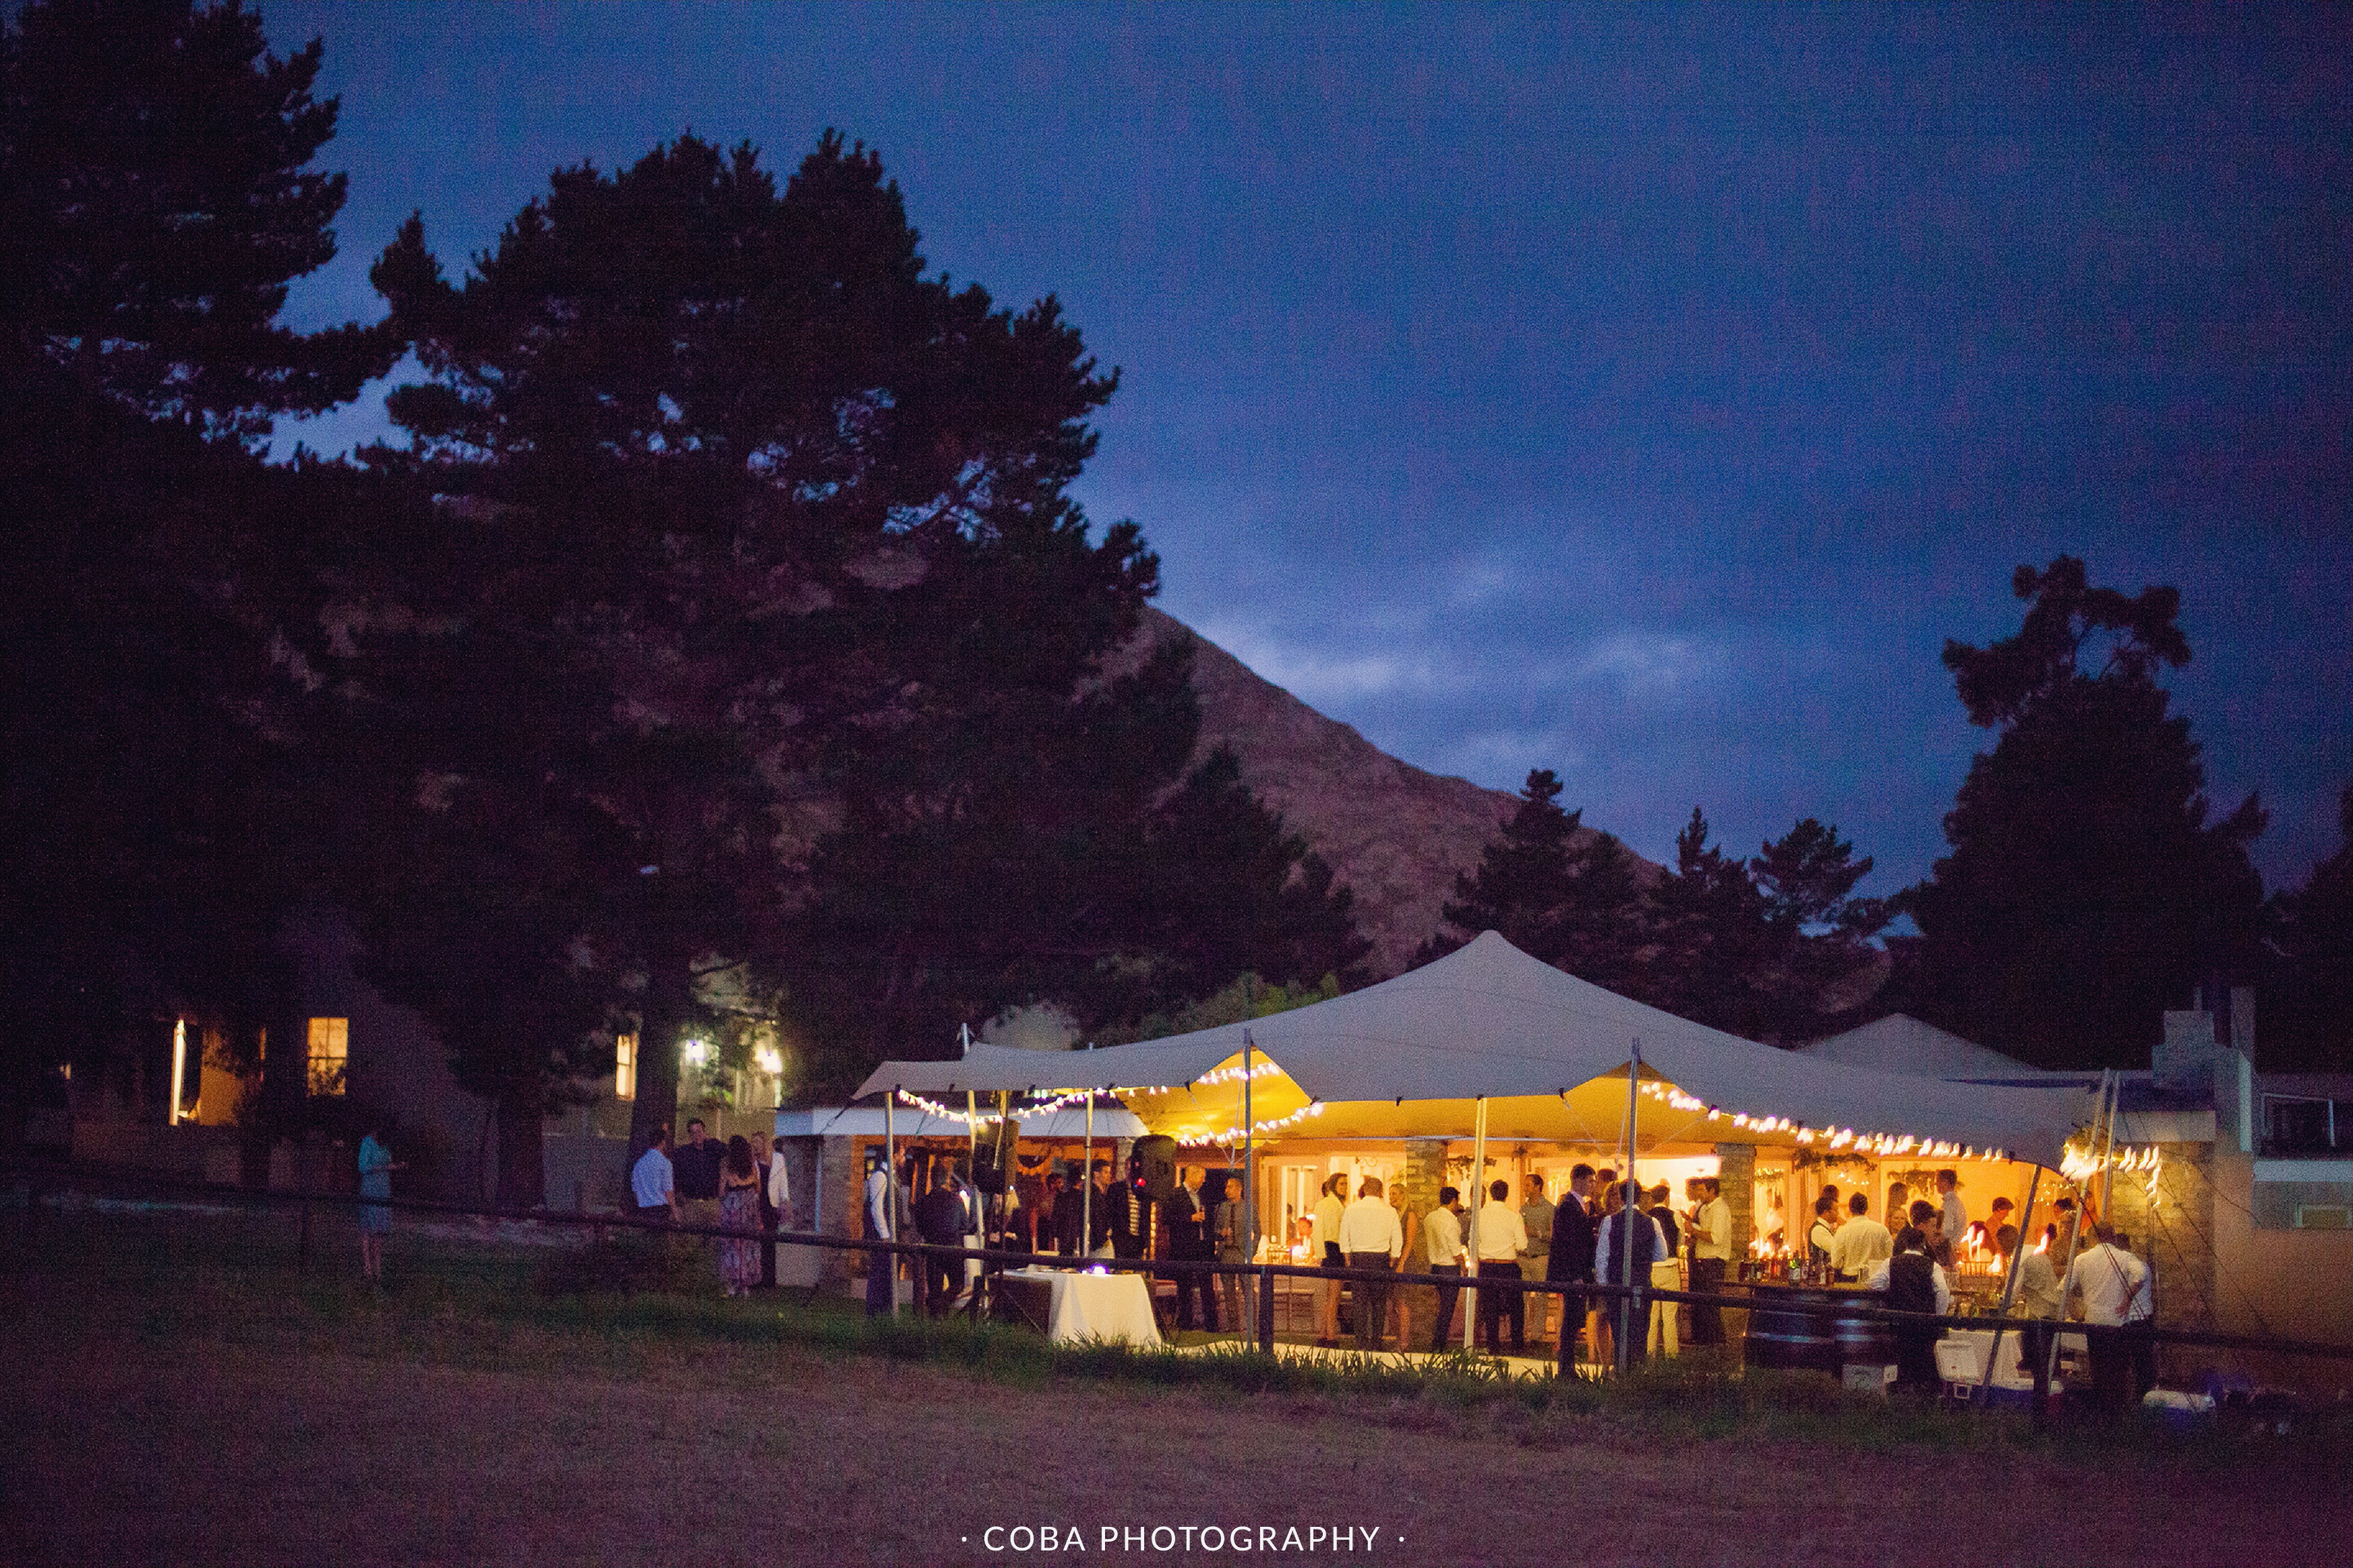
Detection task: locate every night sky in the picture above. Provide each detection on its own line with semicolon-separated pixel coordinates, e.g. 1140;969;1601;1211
267;2;2350;900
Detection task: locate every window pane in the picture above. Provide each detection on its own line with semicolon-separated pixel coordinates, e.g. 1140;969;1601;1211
306;1017;348;1097
616;1034;637;1101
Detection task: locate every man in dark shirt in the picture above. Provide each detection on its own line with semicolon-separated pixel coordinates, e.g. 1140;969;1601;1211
1549;1164;1598;1363
1166;1166;1216;1331
1050;1169;1086;1262
914;1162;969;1318
671;1118;725;1232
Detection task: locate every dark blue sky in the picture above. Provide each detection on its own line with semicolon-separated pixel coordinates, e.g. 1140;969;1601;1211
269;1;2350;898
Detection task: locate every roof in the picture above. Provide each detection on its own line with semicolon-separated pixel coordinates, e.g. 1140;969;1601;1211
1797;1014;2042;1080
856;932;2102;1166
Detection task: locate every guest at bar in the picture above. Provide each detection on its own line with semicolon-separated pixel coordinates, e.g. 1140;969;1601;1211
1167;1165;1216;1332
1806;1192;1840;1267
1210;1174;1253;1332
1884;1181;1910;1243
1643;1184;1683;1358
1910;1198;1953;1269
2063;1222;2152;1418
1866;1226;1951;1393
1338;1176;1405;1352
1049;1170;1083;1259
1998;1223;2062;1319
1472;1178;1530;1356
1520;1174;1555;1343
1426;1185;1468;1350
1309;1172;1347;1346
1687;1176;1732;1346
1595;1181;1666;1364
1936;1170;1968;1259
1388;1181;1419;1349
1830;1192;1891;1281
1549;1164;1597;1363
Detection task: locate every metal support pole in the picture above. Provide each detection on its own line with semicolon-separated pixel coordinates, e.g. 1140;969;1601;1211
2046;1071;2112;1386
1257;1260;1276;1352
1465;1096;1488;1351
1242;1019;1257;1267
885;1089;901;1317
1617;1041;1640;1375
1081;1086;1095;1263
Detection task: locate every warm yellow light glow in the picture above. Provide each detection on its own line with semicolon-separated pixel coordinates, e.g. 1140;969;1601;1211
754;1046;783;1075
682;1039;709;1068
616;1034;637;1100
305;1018;348;1097
169;1019;187;1126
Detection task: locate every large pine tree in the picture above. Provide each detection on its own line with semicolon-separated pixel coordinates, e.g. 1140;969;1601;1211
1900;557;2265;1068
1422;768;1647;994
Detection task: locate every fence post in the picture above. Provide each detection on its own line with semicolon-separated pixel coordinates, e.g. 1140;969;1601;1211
1556;1284;1576;1379
1257;1263;1275;1353
2030;1323;2054;1430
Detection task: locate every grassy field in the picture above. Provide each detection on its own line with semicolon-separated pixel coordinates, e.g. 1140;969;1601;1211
3;1197;2349;1567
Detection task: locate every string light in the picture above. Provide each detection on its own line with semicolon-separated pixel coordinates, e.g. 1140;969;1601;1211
1123;1060;1284;1096
1183;1100;1326;1143
892;1087;1125;1126
1639;1079;2011;1163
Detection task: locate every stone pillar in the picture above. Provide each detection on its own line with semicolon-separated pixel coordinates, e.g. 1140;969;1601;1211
1715;1143;1757;1255
1403;1138;1448;1327
819;1134;860;1286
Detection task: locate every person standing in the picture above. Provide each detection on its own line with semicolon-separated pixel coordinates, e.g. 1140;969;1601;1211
1520;1174;1555;1343
1549;1164;1597;1363
914;1159;968;1317
1830;1192;1892;1281
1425;1186;1468;1351
862;1149;896;1317
718;1135;763;1298
763;1132;794;1284
1936;1170;1968;1262
1595;1181;1665;1364
356;1126;405;1284
1311;1173;1348;1348
1338;1176;1405;1352
1085;1159;1122;1259
632;1127;679;1237
672;1118;725;1234
2064;1223;2151;1418
1472;1178;1530;1356
1806;1193;1840;1269
1688;1176;1733;1346
1210;1174;1253;1334
1167;1166;1217;1332
1388;1181;1420;1349
2000;1223;2063;1320
1644;1184;1684;1357
1046;1170;1080;1258
1868;1226;1952;1393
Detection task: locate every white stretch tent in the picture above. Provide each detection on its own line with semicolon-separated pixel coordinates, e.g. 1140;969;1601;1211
1797;1013;2046;1081
858;932;2103;1169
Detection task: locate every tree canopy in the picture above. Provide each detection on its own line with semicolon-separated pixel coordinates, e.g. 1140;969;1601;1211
1898;555;2266;1068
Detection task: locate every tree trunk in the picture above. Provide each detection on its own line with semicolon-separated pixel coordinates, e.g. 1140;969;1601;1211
495;1080;546;1211
624;956;689;1159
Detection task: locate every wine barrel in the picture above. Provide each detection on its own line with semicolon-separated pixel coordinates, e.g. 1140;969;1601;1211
1833;1293;1897;1370
1742;1285;1841;1374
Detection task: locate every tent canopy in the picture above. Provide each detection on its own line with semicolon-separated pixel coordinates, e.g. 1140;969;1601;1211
1797;1013;2044;1081
857;932;2102;1168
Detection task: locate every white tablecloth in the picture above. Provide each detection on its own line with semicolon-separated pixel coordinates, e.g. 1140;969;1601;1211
1002;1267;1163;1348
1938;1325;2087;1388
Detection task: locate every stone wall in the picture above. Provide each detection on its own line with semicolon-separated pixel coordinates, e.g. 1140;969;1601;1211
1715;1141;1757;1251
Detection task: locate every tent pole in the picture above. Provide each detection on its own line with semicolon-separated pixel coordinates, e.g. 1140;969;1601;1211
1466;1095;1487;1352
1243;1021;1257;1265
885;1088;901;1319
1082;1073;1095;1265
2097;1064;2120;1224
1977;1162;2041;1397
1617;1039;1640;1376
2047;1070;2111;1383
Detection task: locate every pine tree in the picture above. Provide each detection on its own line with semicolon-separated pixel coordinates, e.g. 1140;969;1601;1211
1901;557;2266;1068
1425;768;1648;992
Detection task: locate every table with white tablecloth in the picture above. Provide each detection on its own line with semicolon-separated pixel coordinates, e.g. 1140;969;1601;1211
996;1267;1164;1348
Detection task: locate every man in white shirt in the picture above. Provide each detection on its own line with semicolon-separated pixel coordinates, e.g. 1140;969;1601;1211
863;1150;897;1318
1688;1177;1733;1345
1423;1186;1467;1351
1311;1174;1348;1348
2064;1224;2152;1416
1337;1177;1406;1352
1469;1178;1530;1355
1936;1170;1968;1260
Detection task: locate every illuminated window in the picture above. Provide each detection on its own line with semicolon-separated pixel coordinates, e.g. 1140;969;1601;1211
616;1033;637;1100
305;1018;349;1096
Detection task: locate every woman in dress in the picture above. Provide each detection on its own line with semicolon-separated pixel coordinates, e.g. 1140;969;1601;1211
718;1135;763;1298
356;1126;404;1283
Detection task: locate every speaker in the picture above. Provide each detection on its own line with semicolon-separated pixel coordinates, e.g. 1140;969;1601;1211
1131;1135;1179;1205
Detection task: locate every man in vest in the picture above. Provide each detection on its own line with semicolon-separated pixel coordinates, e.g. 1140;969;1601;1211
1595;1180;1665;1364
1867;1225;1952;1393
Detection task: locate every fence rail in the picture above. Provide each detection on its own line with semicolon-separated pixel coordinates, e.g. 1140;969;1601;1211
12;1159;2351;1395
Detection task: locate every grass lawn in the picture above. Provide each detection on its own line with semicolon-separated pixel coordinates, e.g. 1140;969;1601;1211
3;1197;2348;1567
